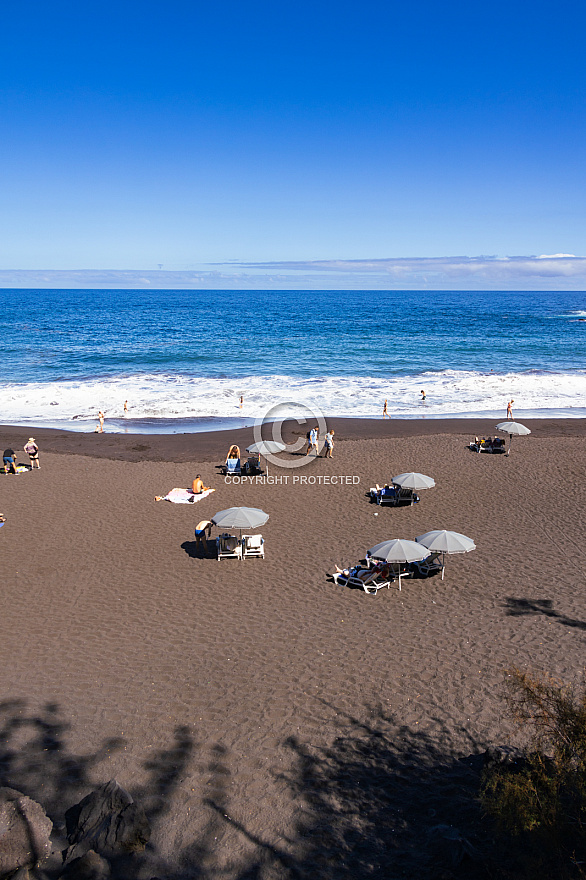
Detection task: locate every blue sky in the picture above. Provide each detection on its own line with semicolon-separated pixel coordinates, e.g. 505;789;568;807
1;1;585;287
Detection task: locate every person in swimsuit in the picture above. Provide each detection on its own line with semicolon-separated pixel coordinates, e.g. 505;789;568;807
192;474;211;494
194;520;213;553
382;399;389;418
421;390;426;402
24;438;40;469
506;399;514;420
98;410;105;431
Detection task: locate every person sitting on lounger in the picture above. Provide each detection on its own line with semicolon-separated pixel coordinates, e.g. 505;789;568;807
192;474;211;494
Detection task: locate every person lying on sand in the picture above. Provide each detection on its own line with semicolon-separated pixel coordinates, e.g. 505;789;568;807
192;475;211;494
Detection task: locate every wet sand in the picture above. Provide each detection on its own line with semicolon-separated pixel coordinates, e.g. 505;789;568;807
1;418;585;878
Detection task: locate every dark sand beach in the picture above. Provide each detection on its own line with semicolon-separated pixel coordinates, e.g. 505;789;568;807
1;418;585;878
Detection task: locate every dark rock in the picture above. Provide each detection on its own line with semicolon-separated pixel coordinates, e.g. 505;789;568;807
63;780;150;863
0;787;52;878
58;850;111;880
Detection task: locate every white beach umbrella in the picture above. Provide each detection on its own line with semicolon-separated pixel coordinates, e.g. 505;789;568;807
246;440;286;476
495;421;531;455
367;538;430;590
416;529;476;580
212;506;269;535
392;472;436;490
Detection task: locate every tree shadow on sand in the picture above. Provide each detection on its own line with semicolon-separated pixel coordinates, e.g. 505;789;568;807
206;702;493;880
0;700;496;880
504;597;586;630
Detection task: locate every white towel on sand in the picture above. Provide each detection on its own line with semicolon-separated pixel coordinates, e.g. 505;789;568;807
159;488;215;504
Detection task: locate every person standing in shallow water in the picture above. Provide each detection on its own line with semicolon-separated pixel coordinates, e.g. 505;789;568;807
98;410;105;431
420;390;426;402
382;399;389;418
507;399;514;420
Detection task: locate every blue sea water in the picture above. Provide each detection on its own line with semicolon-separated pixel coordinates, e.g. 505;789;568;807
0;288;584;432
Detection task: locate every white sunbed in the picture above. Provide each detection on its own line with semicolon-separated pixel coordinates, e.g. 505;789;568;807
332;566;391;595
217;533;243;561
242;534;265;559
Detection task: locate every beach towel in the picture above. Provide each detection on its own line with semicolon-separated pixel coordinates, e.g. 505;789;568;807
157;487;215;504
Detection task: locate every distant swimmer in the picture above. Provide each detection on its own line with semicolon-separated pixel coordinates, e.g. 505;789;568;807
382;399;389;419
124;400;128;414
420;390;426;402
506;399;514;420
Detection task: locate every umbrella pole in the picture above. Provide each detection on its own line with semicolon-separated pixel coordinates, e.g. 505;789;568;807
507;435;512;456
442;552;445;580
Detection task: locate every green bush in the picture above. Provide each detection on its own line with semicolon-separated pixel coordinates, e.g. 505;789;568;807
481;667;586;877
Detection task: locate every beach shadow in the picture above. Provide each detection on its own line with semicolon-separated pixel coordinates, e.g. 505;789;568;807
206;702;492;880
181;540;217;560
504;598;586;630
0;699;506;879
0;701;225;879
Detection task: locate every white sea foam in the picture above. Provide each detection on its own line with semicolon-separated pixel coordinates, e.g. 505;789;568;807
0;370;584;428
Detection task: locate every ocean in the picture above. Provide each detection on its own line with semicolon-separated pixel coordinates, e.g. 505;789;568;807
1;288;584;433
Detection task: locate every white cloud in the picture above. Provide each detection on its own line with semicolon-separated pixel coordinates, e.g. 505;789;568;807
1;255;585;289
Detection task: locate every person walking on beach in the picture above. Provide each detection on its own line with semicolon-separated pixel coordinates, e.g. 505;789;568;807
309;427;318;455
506;399;514;420
382;399;389;418
24;437;40;469
323;429;334;459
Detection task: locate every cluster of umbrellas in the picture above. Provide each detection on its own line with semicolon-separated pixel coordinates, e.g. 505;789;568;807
368;530;476;587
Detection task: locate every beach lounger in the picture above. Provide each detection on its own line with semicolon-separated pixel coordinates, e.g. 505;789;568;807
369;485;399;505
224;458;241;476
242;534;264;559
217;533;243;560
412;552;445;579
395;487;419;505
332;566;391;595
468;439;506;454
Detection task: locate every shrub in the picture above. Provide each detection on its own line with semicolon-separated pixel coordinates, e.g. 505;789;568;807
481;667;586;877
